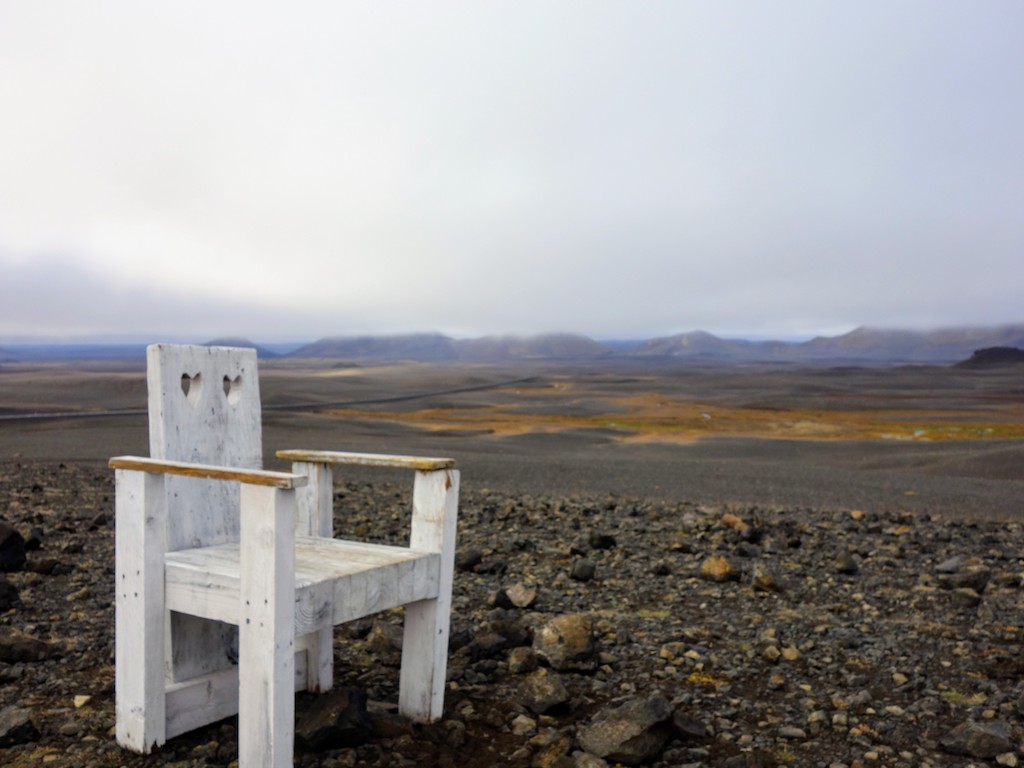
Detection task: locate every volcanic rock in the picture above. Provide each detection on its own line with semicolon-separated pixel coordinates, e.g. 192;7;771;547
0;627;52;662
0;577;20;610
0;521;26;572
520;667;570;714
940;719;1013;758
534;614;597;672
0;705;39;747
577;695;674;765
700;555;740;582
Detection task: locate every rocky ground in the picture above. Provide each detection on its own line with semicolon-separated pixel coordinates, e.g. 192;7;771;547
2;461;1024;767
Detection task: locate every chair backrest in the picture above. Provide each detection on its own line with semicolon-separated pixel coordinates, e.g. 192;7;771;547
148;343;262;551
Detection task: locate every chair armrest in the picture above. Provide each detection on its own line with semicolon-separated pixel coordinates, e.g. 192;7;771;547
276;449;455;471
109;456;308;489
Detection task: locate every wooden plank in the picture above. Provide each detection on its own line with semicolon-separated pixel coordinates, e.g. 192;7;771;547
114;469;167;753
288;460;335;693
147;344;262;686
165;538;440;635
109;456;307;489
165;649;312;740
148;343;262;550
399;468;460;723
239;484;295;768
276;449;455;471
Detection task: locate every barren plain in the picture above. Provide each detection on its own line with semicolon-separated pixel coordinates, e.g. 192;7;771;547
0;358;1021;518
1;358;1024;767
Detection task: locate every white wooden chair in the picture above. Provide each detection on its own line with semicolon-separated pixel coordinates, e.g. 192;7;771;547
111;343;459;768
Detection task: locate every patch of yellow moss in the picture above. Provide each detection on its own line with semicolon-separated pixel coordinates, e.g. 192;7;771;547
325;387;1024;444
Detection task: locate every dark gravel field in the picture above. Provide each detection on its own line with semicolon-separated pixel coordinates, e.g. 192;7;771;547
1;359;1022;766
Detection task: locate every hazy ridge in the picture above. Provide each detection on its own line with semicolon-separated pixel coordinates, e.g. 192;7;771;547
287;324;1024;364
3;323;1023;364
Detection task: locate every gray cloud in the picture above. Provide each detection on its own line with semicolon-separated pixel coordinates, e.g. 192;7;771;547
1;2;1022;342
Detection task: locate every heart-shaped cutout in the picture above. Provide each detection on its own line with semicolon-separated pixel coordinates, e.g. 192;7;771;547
180;372;202;405
223;374;243;405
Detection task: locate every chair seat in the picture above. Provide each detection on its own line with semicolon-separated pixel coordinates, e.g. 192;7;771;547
166;536;441;636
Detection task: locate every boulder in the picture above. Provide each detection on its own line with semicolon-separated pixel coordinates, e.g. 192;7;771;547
534;614;597;672
940;719;1013;758
0;706;39;747
0;521;26;572
521;667;570;714
577;695;674;765
0;577;20;610
0;627;52;662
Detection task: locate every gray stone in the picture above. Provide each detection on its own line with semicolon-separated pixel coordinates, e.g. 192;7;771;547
455;547;483;572
750;562;785;592
0;521;26;572
366;620;403;653
939;566;991;593
950;587;983;608
935;555;964;573
572;752;610;768
508;646;540;674
0;577;20;610
0;627;52;662
940;719;1013;758
521;667;570;714
577;695;673;765
671;711;709;741
0;706;39;747
571;558;597;581
534;614;597;672
24;526;43;552
530;729;573;768
587;532;617;550
834;552;859;575
504;582;539;608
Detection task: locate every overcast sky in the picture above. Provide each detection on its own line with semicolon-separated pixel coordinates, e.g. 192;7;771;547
1;2;1022;343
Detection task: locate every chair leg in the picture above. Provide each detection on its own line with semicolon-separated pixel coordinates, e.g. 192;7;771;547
398;597;448;722
292;460;335;694
304;627;333;693
239;485;296;768
399;469;459;722
114;470;167;752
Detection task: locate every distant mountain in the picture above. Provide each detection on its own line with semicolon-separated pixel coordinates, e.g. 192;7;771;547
955;346;1024;368
626;331;797;361
290;333;612;362
455;334;612;360
799;324;1024;363
286;325;1024;364
290;333;459;361
7;323;1024;364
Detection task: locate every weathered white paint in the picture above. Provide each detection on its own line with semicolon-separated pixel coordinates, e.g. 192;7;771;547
290;458;336;693
277;449;455;471
165;650;312;740
399;468;460;722
109;457;306;489
148;344;264;687
239;484;296;768
114;343;461;767
149;344;263;551
165;537;439;634
114;469;167;753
